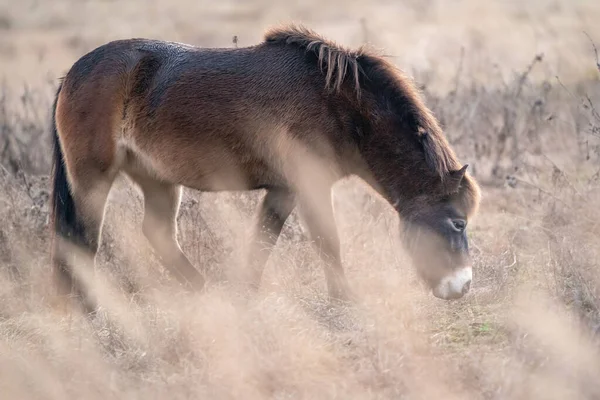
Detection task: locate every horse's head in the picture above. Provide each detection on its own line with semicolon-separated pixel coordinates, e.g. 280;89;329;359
398;164;481;300
357;131;481;300
336;46;482;300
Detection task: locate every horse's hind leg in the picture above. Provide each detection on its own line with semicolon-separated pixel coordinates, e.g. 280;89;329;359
51;168;117;315
245;188;296;290
126;172;204;291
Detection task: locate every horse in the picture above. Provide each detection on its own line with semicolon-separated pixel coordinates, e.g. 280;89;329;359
49;24;481;313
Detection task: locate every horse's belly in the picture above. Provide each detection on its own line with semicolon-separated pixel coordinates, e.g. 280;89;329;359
122;135;280;192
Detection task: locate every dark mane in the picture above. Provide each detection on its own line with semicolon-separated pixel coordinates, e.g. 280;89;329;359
263;24;479;208
265;24;365;98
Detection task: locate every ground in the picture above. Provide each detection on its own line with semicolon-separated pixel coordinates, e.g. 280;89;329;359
1;0;600;399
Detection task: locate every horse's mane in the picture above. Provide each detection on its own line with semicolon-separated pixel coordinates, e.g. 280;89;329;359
264;24;458;176
265;24;364;98
264;24;480;212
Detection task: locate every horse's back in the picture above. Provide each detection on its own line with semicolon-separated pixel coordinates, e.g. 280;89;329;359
56;37;347;192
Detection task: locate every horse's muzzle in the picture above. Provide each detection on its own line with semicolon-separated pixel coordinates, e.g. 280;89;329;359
432;266;472;300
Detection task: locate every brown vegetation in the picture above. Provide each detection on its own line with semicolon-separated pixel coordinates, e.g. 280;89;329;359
1;0;600;399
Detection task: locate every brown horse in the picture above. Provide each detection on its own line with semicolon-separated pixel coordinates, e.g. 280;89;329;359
49;24;481;313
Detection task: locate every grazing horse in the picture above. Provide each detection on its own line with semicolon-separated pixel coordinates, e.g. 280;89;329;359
49;24;481;313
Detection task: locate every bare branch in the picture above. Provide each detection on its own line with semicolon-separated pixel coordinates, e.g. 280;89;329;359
508;176;596;223
556;75;599;128
540;152;585;198
584;31;600;72
585;94;600;122
554;75;576;101
515;53;544;97
450;46;465;96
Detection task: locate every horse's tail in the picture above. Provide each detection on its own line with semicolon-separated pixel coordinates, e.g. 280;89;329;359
50;80;78;246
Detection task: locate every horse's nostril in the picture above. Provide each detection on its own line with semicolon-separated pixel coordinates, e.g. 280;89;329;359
462;279;471;294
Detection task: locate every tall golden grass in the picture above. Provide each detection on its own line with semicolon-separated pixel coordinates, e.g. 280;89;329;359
1;0;600;398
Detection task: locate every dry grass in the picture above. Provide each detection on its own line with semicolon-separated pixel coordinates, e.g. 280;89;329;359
2;0;600;399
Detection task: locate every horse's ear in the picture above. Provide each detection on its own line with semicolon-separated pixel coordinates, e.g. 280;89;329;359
444;164;468;194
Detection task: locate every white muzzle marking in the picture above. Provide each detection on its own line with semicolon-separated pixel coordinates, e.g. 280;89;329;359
432;266;472;300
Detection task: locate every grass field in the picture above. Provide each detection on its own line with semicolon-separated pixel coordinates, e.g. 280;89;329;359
1;0;600;399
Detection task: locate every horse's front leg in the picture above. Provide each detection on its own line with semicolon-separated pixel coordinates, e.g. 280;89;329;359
245;187;296;290
297;188;353;302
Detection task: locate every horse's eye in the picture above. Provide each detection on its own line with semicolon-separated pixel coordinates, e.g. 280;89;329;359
451;219;466;232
